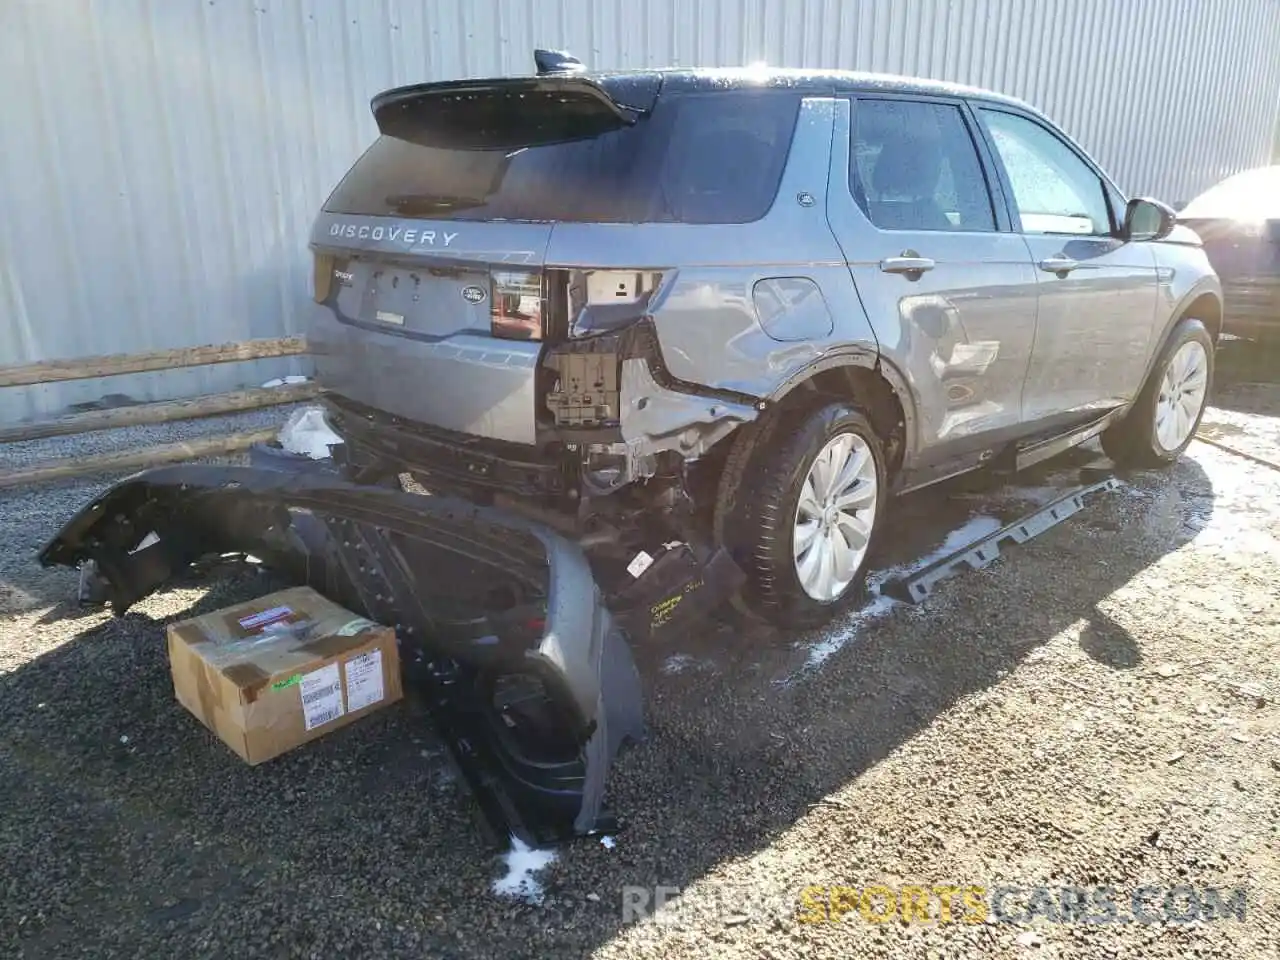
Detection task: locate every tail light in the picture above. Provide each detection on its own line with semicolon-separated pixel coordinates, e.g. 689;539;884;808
313;252;335;303
487;267;669;341
490;270;544;341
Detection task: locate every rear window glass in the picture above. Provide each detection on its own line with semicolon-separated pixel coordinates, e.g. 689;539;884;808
324;91;800;224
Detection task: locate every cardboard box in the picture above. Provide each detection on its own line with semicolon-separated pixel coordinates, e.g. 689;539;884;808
166;586;402;764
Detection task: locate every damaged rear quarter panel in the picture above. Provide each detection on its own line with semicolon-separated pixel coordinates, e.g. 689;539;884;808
545;96;880;408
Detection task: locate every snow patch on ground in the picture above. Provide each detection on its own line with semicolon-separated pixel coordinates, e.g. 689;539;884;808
492;836;557;904
800;514;1004;672
803;593;897;670
662;654;695;674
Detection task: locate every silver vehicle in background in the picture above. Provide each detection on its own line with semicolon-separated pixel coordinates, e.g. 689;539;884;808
308;51;1223;629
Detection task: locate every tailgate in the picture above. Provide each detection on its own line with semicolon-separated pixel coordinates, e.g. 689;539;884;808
305;73;655;445
308;215;552;445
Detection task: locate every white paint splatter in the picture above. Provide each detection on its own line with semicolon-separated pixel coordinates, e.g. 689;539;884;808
492;835;557;904
800;514;1003;672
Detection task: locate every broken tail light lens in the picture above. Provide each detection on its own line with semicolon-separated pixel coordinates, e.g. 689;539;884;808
490;270;544;341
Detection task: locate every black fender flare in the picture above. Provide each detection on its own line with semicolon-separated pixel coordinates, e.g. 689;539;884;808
765;347;920;469
1134;277;1223;392
1165;276;1224;343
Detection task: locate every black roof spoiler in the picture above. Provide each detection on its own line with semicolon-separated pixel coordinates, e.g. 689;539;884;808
370;59;655;150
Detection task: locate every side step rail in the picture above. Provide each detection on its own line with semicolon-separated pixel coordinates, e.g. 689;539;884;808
881;475;1122;604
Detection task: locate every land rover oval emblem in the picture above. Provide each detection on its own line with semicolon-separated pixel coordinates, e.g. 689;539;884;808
461;285;486;304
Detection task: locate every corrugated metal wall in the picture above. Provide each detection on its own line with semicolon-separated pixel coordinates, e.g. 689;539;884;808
4;0;1280;421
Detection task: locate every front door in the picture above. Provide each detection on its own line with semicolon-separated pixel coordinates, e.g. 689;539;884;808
973;107;1160;425
826;96;1040;480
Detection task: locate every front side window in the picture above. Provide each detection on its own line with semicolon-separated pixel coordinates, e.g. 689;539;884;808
978;109;1112;236
849;98;996;232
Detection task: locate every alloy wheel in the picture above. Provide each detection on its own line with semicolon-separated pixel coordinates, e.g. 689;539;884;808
793;431;879;602
1154;340;1209;452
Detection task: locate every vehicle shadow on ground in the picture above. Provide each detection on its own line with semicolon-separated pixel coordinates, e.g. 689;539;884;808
578;449;1213;941
0;452;1215;957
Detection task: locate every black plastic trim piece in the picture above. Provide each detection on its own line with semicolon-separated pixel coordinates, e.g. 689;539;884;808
323;394;568;497
1010;408;1122;474
881;476;1122;604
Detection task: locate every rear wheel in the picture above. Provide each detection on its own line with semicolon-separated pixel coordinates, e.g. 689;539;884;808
1101;317;1214;467
715;401;886;629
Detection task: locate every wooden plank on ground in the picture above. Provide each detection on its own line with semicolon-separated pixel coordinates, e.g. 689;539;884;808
0;336;309;387
0;428;279;489
0;382;318;444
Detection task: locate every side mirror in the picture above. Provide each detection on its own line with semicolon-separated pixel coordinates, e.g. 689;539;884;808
1124;197;1176;241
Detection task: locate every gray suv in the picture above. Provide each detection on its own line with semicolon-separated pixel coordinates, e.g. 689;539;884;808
308;53;1222;629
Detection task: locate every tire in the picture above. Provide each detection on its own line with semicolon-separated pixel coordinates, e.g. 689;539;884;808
714;400;887;629
1101;317;1214;468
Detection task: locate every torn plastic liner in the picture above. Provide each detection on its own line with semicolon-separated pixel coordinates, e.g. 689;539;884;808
39;465;644;848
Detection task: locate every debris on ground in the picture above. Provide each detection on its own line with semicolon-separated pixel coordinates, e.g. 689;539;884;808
277;406;343;460
1;377;1278;957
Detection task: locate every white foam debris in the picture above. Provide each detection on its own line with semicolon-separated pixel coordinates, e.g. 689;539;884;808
492;835;557;904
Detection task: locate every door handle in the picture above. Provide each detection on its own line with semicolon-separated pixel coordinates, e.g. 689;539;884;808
879;255;936;277
1038;256;1078;275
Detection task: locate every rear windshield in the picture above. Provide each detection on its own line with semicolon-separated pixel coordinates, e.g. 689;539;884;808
324;91;800;224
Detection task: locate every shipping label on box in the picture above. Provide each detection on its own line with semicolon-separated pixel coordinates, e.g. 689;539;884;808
166;586;402;764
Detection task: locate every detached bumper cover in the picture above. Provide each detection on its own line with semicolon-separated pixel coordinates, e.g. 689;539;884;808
39;465;644;847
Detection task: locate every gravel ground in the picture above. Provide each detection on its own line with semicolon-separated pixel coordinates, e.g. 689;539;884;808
2;365;1278;959
0;403;310;472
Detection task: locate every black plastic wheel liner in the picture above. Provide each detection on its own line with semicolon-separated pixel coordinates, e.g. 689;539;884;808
39;465;645;849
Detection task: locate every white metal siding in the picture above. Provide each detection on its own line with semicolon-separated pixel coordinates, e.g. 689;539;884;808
3;0;1279;420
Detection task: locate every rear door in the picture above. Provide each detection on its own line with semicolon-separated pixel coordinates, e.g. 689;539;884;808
973;106;1159;425
826;95;1040;481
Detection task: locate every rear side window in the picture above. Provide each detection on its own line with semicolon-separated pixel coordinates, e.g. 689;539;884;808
324;92;800;225
850;99;996;232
